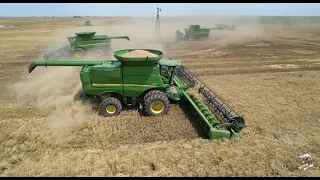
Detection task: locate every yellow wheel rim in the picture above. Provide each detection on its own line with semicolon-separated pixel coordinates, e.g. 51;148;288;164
106;105;116;114
75;51;83;58
150;101;165;114
188;36;194;41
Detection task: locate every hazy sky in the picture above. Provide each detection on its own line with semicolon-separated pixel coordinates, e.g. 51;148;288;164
0;3;319;17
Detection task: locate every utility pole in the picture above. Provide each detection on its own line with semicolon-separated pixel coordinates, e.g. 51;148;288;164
52;16;55;28
155;7;161;39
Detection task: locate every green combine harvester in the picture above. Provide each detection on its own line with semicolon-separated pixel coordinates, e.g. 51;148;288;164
78;20;97;26
28;49;245;140
43;32;130;60
175;25;223;42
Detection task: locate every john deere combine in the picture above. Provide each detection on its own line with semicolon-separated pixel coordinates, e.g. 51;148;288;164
175;25;222;42
28;49;245;139
43;32;130;60
78;20;97;27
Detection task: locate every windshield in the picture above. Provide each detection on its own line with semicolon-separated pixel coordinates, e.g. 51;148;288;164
160;65;175;84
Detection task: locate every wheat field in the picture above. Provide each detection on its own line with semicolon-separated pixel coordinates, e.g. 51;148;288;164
0;16;319;177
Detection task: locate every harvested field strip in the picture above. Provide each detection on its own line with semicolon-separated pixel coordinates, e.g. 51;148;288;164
171;51;318;62
0;101;50;119
168;54;201;59
226;38;320;49
222;48;312;56
265;37;320;47
0;105;200;150
0;61;31;65
183;60;315;69
167;44;220;52
271;35;320;43
191;66;320;76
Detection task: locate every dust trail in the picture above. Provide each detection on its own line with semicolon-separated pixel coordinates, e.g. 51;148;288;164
11;64;95;141
197;15;265;48
159;15;266;54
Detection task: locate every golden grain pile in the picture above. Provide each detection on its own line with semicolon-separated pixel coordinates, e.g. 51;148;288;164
123;50;158;58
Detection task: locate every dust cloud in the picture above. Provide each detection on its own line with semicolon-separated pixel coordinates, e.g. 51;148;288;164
41;15;265;61
180;15;265;50
11;64;95;141
8;18;176;141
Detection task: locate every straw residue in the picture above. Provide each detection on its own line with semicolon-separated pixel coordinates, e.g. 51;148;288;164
123;49;158;58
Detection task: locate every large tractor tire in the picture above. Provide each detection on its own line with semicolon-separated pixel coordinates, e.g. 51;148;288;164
74;48;86;59
143;90;170;116
143;90;164;102
99;97;122;117
188;35;195;41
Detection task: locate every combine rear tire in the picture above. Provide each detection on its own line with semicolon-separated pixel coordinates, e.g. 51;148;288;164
200;36;206;41
99;97;122;117
143;90;170;116
74;48;85;59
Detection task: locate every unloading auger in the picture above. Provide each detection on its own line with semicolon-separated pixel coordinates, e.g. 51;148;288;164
28;48;245;140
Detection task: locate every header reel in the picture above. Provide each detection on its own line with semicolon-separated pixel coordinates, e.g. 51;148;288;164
176;65;246;136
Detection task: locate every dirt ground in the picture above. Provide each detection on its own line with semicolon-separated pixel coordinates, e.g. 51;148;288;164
0;16;319;177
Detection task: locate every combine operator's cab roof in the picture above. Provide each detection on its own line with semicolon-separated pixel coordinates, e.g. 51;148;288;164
75;32;96;38
189;25;200;29
159;60;181;67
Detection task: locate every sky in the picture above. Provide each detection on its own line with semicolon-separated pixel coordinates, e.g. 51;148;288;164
0;3;319;17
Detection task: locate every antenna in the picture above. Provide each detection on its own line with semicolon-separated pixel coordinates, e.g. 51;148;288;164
155;7;162;39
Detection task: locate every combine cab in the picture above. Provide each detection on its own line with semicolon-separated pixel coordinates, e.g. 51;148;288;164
43;32;130;60
29;49;246;140
175;25;222;42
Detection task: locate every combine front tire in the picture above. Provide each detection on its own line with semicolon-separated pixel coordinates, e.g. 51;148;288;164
95;49;104;57
99;97;122;117
74;48;85;59
188;35;195;41
143;90;170;116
